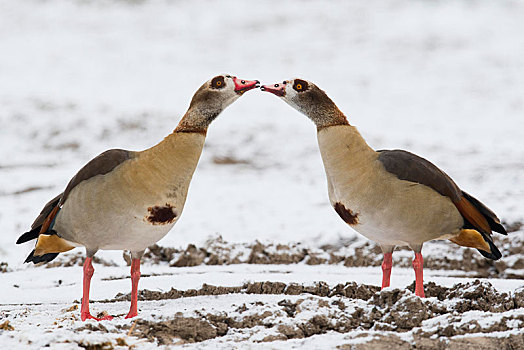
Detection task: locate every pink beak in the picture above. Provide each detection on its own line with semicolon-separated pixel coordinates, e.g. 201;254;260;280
233;77;260;95
260;83;286;97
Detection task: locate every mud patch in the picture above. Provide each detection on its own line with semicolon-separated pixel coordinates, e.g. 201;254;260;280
121;280;523;346
346;333;524;350
45;252;117;268
135;317;218;345
212;155;251;165
139;229;524;279
109;281;379;303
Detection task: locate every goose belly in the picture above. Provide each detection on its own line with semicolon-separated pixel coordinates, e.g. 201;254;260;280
328;176;463;246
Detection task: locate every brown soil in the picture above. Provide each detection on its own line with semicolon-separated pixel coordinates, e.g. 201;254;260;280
135;317;219;344
344;333;524;350
109;281;380;302
45;251;117;268
137;228;524;279
107;280;524;346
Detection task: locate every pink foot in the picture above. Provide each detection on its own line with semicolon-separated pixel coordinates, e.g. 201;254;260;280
125;258;141;319
81;312;114;321
80;257;114;321
412;252;425;298
125;311;138;319
381;252;393;289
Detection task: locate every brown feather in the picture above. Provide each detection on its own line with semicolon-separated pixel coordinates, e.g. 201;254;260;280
39;205;60;234
30;193;62;230
453;196;491;234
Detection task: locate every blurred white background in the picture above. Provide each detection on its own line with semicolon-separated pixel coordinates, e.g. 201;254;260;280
1;0;523;265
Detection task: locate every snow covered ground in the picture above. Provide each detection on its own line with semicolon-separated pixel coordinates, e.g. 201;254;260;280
0;0;523;348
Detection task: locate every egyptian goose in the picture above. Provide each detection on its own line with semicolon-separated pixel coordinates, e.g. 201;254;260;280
17;75;259;320
261;79;507;297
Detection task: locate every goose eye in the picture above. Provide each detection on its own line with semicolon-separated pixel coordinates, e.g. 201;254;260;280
293;79;309;92
211;76;226;89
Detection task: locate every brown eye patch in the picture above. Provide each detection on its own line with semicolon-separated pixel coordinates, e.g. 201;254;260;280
293;79;308;92
211;76;225;89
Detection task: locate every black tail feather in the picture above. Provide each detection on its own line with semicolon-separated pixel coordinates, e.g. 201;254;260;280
462;191;507;235
477;239;502;260
24;250;59;264
16;226;42;244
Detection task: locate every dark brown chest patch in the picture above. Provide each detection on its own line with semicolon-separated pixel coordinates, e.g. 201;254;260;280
334;202;359;225
147;204;177;225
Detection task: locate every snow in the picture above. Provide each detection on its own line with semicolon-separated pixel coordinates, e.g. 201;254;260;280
0;0;523;348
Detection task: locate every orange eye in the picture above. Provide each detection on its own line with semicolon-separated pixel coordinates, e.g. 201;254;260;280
217;81;222;86
296;84;302;90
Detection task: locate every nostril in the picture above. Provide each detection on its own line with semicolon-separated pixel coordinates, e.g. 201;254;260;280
274;84;279;87
241;80;246;84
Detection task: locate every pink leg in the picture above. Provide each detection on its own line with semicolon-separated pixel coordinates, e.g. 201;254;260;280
381;252;393;289
81;257;113;321
412;252;425;298
125;258;141;319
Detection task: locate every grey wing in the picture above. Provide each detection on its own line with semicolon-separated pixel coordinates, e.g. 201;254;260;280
18;149;133;245
377;149;462;202
59;149;134;205
378;149;506;261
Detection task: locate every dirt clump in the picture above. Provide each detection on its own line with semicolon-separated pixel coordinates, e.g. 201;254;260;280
514;288;524;308
446;280;513;313
135;231;524;280
76;340;114;350
247;241;307;264
345;334;410;350
340;332;524;350
139;245;178;265
110;281;379;303
407;281;450;299
46;251;116;268
330;282;380;300
170;244;207;267
245;281;287;294
278;299;298;317
382;294;429;330
0;320;14;331
135;317;218;345
109;280;523;346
